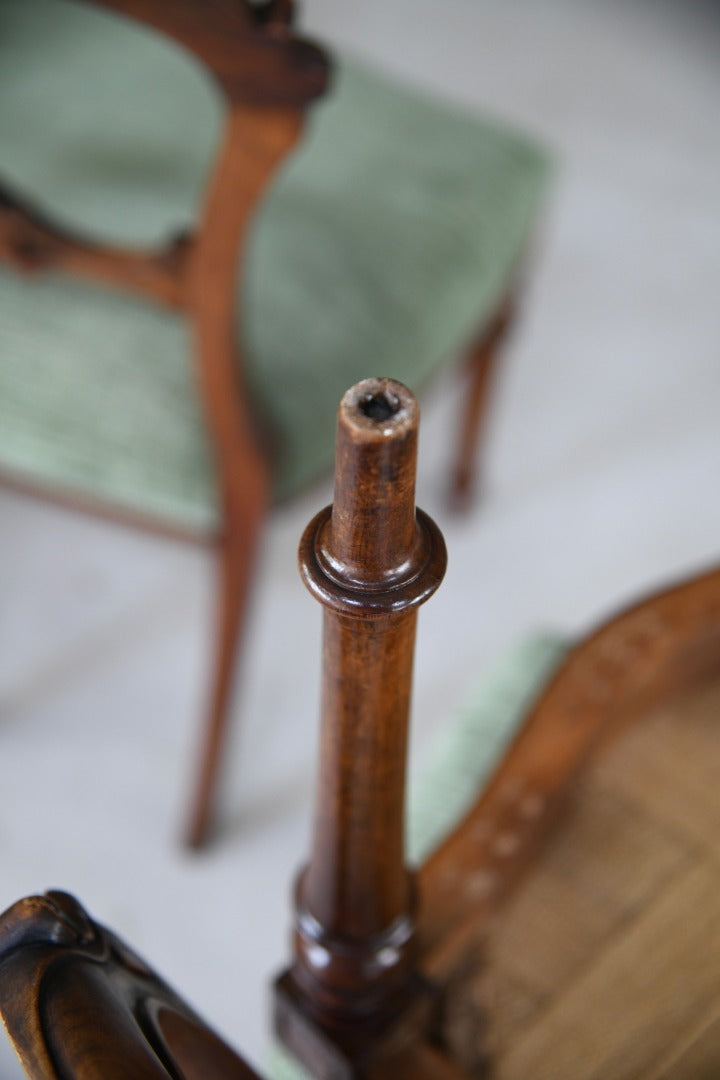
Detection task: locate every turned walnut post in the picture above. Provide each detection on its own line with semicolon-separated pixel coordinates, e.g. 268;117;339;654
277;379;446;1070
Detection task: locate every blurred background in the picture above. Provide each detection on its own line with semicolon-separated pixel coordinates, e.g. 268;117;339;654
1;0;719;1075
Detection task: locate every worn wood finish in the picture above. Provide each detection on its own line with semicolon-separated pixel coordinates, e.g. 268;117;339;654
275;378;447;1077
0;890;260;1079
0;1;331;849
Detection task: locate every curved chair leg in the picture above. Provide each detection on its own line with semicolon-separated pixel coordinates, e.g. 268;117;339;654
185;487;267;850
451;294;515;510
183;104;304;849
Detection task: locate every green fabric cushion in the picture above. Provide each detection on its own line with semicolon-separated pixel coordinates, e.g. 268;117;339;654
268;634;567;1080
0;0;550;526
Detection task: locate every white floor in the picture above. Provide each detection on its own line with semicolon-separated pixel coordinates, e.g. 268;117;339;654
1;1;719;1075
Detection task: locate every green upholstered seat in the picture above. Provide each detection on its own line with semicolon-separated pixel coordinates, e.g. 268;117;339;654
0;0;550;529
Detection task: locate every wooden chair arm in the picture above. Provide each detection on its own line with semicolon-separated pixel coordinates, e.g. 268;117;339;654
87;0;330;105
0;891;260;1079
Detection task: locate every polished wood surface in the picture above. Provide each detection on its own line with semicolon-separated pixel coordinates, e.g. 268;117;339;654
0;890;260;1079
276;379;446;1064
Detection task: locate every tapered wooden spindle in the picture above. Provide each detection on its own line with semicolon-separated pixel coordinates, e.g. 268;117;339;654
275;378;447;1078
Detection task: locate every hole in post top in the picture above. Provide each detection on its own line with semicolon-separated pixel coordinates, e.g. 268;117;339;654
360;390;401;422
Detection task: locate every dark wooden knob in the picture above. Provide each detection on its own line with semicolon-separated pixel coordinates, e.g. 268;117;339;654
300;378;446;616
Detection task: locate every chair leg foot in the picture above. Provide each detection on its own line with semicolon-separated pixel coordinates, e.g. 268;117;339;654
450;297;514;511
184;519;261;851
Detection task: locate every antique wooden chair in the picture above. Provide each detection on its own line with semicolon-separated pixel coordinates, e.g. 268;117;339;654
0;0;550;848
1;379;718;1078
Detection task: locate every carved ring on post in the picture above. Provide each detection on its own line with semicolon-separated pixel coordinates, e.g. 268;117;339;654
300;504;445;617
299;379;446;617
